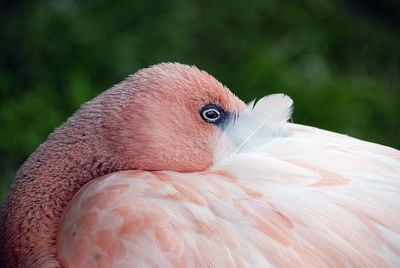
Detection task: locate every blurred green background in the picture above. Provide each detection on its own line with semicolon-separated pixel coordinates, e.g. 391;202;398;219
1;0;399;201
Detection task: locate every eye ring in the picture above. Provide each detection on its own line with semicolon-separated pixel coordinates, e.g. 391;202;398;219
201;107;221;123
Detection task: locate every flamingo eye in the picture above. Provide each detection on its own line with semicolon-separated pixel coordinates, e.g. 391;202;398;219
201;107;221;123
200;104;231;128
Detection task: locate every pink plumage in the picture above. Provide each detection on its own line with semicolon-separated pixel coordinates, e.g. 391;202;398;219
58;95;400;267
1;63;399;268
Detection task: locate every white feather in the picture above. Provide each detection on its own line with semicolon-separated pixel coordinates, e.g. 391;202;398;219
214;94;293;163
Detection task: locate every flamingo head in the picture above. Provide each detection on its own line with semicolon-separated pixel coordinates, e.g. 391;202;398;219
95;63;245;172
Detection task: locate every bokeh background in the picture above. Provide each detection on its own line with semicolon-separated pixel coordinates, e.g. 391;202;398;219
1;0;399;200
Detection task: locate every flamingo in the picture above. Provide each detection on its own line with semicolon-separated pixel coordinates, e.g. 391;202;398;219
0;63;399;268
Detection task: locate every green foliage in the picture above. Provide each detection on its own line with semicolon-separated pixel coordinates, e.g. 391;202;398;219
1;0;399;200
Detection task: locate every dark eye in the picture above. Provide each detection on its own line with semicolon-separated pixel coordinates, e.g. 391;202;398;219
200;104;231;128
201;107;221;123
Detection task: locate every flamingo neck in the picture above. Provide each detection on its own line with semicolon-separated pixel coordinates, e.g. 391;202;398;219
0;120;120;268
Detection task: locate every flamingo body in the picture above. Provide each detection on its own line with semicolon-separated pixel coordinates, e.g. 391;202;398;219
2;64;399;267
57;96;400;267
